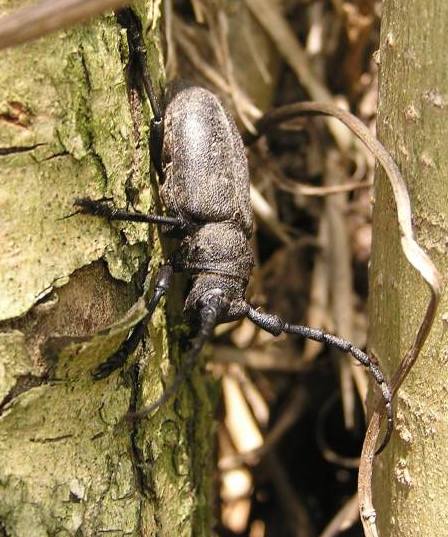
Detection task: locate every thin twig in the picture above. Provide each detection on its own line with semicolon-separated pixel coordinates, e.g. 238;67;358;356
318;494;359;537
302;215;330;362
250;186;293;246
275;178;374;197
244;0;352;151
163;0;178;79
215;9;257;132
316;394;360;469
212;344;309;373
219;389;307;470
174;15;262;122
325;150;357;432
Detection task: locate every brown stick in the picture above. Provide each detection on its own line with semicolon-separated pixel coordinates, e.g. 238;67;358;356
0;0;130;50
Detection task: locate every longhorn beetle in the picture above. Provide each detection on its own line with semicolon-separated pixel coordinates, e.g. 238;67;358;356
75;9;393;454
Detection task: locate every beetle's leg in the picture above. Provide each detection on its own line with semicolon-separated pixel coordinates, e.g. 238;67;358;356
74;198;182;227
116;8;164;178
92;319;147;380
149;117;164;179
116;8;162;122
246;306;393;455
130;13;164;178
139;48;163;177
134;37;163;173
92;265;173;379
127;293;227;420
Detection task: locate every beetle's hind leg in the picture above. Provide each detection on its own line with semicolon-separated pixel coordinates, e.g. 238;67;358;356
116;8;164;179
92;265;173;379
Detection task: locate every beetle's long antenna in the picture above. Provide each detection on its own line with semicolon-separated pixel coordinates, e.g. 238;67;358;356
93;265;173;379
128;293;226;421
246;306;393;455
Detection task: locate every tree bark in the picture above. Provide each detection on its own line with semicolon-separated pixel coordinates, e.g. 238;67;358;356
0;2;215;536
369;1;448;535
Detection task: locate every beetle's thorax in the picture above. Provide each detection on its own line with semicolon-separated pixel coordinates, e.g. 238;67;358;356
173;221;254;323
172;221;253;277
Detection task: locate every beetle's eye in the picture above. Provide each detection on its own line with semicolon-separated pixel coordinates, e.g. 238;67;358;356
198;288;225;308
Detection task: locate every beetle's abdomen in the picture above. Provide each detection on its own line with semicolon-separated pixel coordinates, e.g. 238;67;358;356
161;86;253;237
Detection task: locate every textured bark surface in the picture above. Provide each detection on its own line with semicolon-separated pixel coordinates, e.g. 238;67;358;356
0;1;215;535
369;1;448;535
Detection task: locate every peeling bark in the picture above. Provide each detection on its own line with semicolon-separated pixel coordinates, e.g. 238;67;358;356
0;2;215;535
369;1;448;535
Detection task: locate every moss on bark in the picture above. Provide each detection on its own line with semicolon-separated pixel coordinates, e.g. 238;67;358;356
0;2;215;535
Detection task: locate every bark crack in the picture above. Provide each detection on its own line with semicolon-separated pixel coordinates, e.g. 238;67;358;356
127;363;152;534
41;150;70;161
29;434;74;443
78;45;109;190
127;360;165;535
0;143;46;156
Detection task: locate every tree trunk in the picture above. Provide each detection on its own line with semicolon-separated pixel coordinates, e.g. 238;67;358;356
0;3;215;536
369;1;448;535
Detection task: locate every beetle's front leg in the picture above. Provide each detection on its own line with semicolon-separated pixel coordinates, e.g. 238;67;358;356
92;264;173;379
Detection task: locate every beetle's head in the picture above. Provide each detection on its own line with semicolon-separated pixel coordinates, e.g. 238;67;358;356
184;274;249;323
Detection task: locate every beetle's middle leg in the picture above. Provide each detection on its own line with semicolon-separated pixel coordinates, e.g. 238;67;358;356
92;264;173;379
74;198;181;227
